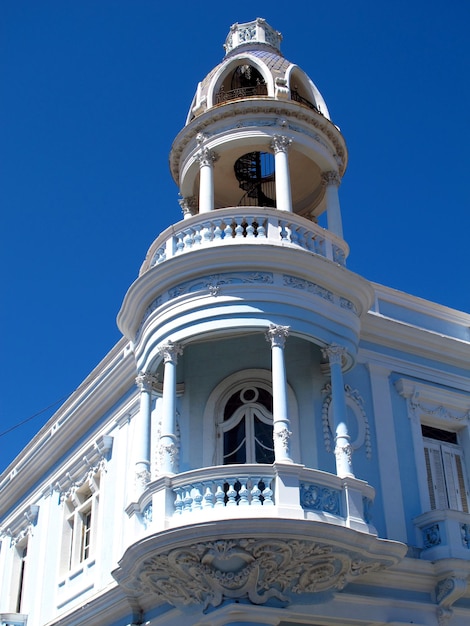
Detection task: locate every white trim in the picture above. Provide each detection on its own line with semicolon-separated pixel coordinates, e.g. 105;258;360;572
202;369;300;466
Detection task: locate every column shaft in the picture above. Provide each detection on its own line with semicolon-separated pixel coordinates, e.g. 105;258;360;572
158;341;183;474
266;324;292;463
322;344;354;477
135;372;158;493
321;171;343;239
271;135;292;212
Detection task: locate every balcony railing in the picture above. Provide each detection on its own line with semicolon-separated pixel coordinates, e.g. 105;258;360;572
141;207;348;275
215;84;268;104
136;463;376;536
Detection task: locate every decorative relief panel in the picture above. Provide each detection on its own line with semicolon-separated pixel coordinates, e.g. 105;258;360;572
54;435;113;500
321;384;371;458
283;275;357;314
117;536;398;611
0;504;39;546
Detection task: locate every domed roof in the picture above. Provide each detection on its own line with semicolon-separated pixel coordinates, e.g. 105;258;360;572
186;18;331;124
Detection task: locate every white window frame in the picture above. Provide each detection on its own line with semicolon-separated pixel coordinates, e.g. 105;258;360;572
422;432;469;512
396;378;470;514
60;476;99;574
202;369;300;467
219;385;274;465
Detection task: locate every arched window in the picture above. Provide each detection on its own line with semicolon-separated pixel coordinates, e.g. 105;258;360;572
216;64;268;104
219;385;274;464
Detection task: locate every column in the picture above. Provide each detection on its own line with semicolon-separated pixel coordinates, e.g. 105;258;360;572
195;146;218;213
321;171;343;239
271;135;293;212
158;341;183;474
265;324;292;463
178;195;197;220
321;344;354;478
135;371;158;493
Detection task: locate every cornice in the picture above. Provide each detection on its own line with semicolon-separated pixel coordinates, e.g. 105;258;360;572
0;338;136;518
361;311;470;371
170;99;347;181
118;244;373;342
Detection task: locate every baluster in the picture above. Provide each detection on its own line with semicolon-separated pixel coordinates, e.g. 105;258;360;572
261;479;274;506
234;219;244;238
296;227;308;249
256;219;266;238
174;489;184;515
214;481;225;507
250;478;262;506
226;482;237;506
203;485;215;508
316;237;326;257
289;225;299;245
183;488;193;513
203;221;214;242
279;220;288;241
184;228;195;248
213;220;223;240
245;217;255;238
175;231;185;253
305;232;316;252
193;224;202;246
238;480;249;506
192;484;203;510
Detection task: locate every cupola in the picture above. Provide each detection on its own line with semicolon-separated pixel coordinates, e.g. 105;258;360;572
170;18;346;237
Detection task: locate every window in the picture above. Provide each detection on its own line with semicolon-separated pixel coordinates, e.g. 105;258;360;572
422;425;469;513
61;478;99;572
13;542;28;613
219;385;274;464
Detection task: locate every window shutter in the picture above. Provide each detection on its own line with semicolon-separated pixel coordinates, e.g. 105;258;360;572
423;440;448;510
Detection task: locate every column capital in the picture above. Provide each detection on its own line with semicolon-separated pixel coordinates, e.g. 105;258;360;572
158;341;184;365
321;170;341;187
271;134;292;154
265;323;290;348
135;371;159;392
321;343;347;367
178;195;197;218
195;146;219;167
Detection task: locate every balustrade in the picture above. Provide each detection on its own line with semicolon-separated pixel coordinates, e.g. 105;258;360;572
142;208;348;272
137;464;375;534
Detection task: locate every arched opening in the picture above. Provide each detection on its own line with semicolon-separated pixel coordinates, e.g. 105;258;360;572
234;151;276;207
216;64;268;104
219;384;274;465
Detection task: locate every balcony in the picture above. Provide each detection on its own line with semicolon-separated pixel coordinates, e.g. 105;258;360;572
140;207;349;276
132;463;376;535
414;508;470;560
117;464;406;611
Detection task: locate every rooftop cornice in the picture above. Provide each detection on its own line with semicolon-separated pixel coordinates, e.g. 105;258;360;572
170;99;347;183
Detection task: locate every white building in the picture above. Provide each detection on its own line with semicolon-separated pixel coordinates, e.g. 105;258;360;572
1;18;470;626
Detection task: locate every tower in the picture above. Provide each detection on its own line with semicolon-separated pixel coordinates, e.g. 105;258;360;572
114;18;406;624
2;18;470;626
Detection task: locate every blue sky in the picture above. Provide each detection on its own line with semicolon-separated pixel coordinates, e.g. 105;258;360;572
1;1;469;473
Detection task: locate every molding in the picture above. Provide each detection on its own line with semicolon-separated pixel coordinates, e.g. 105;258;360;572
170;99;347;182
54;435;113;500
0;504;39;546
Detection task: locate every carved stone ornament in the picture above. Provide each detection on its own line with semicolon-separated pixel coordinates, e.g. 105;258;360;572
275;427;292;451
321;343;346;366
135;371;159;392
117;536;400;611
321;171;341;187
271;134;292;154
157;341;183;365
265;323;290;348
195;146;219;167
436;576;468;626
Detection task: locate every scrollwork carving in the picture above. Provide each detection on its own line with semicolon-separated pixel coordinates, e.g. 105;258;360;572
122;537;397;610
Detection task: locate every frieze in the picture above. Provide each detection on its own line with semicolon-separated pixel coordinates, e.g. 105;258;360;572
119;537;397;610
170;103;346;180
169;271;273;299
